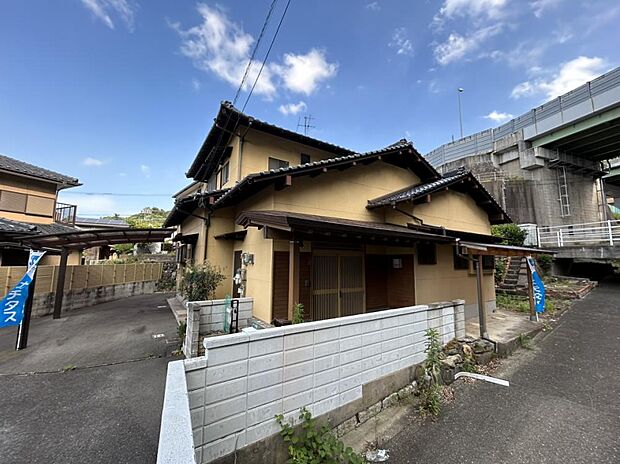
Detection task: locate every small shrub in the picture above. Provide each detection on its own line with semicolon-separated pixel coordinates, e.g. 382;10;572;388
491;224;528;246
537;254;553;277
292;303;305;324
420;328;443;416
275;407;363;464
494;257;507;285
180;263;226;301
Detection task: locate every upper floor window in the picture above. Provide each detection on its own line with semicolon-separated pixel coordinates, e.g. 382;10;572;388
207;172;216;193
268;157;289;171
218;161;230;188
300;153;311;165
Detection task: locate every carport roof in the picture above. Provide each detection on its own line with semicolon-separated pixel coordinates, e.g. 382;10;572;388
15;227;175;251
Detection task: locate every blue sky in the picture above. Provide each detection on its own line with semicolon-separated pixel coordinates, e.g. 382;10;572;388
1;0;619;217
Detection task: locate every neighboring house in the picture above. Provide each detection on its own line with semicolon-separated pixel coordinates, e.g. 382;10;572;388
0;153;81;265
165;102;510;323
75;216;129;261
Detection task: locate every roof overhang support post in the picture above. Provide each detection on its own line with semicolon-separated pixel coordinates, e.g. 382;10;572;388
287;238;301;321
476;254;489;339
52;247;69;319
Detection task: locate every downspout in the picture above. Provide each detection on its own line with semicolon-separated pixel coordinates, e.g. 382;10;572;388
202;210;211;263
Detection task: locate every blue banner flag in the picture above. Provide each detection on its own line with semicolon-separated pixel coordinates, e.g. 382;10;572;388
0;250;45;328
527;257;546;313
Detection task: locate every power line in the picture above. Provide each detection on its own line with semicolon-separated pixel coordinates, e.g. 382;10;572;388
232;0;279;106
203;0;282;181
241;0;292;112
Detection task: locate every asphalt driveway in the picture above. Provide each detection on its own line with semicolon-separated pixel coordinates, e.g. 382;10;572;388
384;281;620;463
0;293;180;464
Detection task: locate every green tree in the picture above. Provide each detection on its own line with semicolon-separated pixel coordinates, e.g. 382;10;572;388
491;224;528;246
125;207;169;229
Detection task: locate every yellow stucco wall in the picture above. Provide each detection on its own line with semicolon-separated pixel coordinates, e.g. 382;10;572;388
271;163;418;222
232;128;338;183
415;244;495;308
408;190;491;234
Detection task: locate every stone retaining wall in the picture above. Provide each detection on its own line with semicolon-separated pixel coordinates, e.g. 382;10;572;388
31;281;157;318
158;300;465;464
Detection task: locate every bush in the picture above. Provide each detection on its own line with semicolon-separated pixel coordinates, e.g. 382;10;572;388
180;263;226;301
494;257;507;285
276;408;363;464
292;303;305;324
537;254;553;277
491;224;528;246
420;328;443;416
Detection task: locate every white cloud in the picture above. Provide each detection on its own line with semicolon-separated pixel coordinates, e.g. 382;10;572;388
389;28;414;56
434;25;501;65
530;0;562;18
80;0;136;31
484;110;514;123
173;5;337;99
434;0;509;26
273;49;338;95
278;101;307;116
191;78;201;91
140;164;151;178
511;56;610;100
82;157;105;167
365;2;381;11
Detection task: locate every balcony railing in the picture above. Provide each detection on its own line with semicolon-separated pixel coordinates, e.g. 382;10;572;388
55;202;77;225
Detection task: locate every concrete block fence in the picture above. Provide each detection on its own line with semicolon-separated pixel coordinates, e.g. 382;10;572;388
184;298;253;358
159;299;465;464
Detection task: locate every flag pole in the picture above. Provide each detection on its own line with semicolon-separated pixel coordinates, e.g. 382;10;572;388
526;256;538;323
15;268;37;351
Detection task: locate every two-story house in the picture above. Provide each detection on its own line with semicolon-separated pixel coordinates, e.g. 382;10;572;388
0;154;81;265
165;102;512;323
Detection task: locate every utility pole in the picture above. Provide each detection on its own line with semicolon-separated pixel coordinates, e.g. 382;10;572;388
457;88;464;139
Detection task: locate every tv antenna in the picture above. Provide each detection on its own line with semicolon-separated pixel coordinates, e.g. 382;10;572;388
297;115;316;136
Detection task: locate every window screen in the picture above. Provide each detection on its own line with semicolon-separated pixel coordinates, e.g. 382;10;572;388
26;195;55;216
0;190;27;213
482;255;495;270
417;243;437;265
300;153;311;165
268;157;289;170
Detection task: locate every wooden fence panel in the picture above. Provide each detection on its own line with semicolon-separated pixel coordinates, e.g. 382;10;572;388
0;262;164;298
102;266;115;286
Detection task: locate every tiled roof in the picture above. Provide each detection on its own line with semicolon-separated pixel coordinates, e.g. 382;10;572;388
212;141;437;209
0;217;38;235
366;167;511;224
0;154;80;186
187;102;358;180
0;218;77;237
367;169;469;207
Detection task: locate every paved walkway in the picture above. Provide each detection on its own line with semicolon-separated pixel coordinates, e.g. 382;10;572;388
0;293;180;463
384;281;620;463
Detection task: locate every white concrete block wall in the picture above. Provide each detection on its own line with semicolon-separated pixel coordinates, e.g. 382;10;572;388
182;301;460;464
184;298;253;358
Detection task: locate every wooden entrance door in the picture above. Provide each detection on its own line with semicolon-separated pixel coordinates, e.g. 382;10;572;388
312;252;364;320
